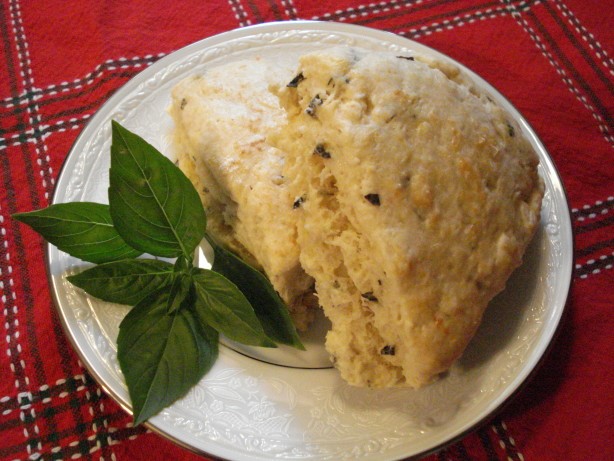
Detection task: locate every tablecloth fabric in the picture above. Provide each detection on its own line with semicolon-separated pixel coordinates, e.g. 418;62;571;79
0;0;612;460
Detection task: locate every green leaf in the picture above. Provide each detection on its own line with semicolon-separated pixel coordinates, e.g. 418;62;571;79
191;268;277;348
109;120;206;259
206;235;304;350
67;259;174;305
166;257;193;314
117;289;218;425
12;202;141;264
14;120;312;429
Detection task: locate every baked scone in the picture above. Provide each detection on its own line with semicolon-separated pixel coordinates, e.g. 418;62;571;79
270;48;544;387
170;59;317;330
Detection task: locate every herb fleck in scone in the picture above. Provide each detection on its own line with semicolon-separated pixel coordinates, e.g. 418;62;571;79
170;59;317;331
270;48;544;388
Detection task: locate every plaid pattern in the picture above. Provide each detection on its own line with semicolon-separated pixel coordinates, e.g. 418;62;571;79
0;0;612;459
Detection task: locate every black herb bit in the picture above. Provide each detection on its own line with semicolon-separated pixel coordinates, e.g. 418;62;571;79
364;193;381;206
396;55;415;61
381;345;396;356
506;121;515;137
287;72;305;88
306;94;323;117
293;196;305;209
361;292;378;302
313;144;331;159
180;98;188;110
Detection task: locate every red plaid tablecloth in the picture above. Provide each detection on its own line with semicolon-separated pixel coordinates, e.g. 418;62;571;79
0;1;612;460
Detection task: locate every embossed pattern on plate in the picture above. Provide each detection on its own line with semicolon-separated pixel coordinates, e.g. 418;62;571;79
48;21;573;461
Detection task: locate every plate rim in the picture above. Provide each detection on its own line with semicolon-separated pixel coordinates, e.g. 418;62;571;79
46;19;574;461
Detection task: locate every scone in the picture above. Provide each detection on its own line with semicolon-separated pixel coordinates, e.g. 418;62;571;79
170;59;317;330
270;48;544;387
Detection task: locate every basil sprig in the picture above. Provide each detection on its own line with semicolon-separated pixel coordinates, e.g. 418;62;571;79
13;121;304;425
11;202;142;264
207;235;304;350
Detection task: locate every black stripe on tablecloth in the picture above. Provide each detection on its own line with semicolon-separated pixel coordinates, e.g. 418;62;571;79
0;56;159;109
0;62;155;121
395;1;525;37
265;0;284;21
281;0;298;20
240;0;304;22
0;408;135;459
34;72;140;122
1;0;44;401
477;425;500;460
0;9;40;209
356;0;498;27
574;214;614;235
80;372;127;460
345;0;540;40
36;382;114;457
8;0;54;199
574;251;614;278
573;205;614;278
0;54;56;461
245;0;265;23
0;72;140;139
228;0;250;25
0;118;90;149
436;437;473;461
542;0;614;95
572;196;614;218
331;0;461;25
1;8;158;455
554;0;613;73
347;0;533;29
0;374;144;459
0;131;31;438
314;0;428;23
4;0;98;449
454;440;472;460
492;419;522;460
0;2;18;93
520;6;613;135
0;57;162;149
575;238;614;259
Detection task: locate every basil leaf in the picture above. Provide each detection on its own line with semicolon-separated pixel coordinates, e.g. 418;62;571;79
67;259;174;305
206;235;304;350
109;121;206;259
192;268;276;348
12;202;141;264
166;257;193;314
118;289;218;425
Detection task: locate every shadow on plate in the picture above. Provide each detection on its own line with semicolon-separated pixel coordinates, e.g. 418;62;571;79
458;226;545;371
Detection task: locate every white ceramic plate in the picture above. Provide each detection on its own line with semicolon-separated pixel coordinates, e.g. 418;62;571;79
48;21;573;461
